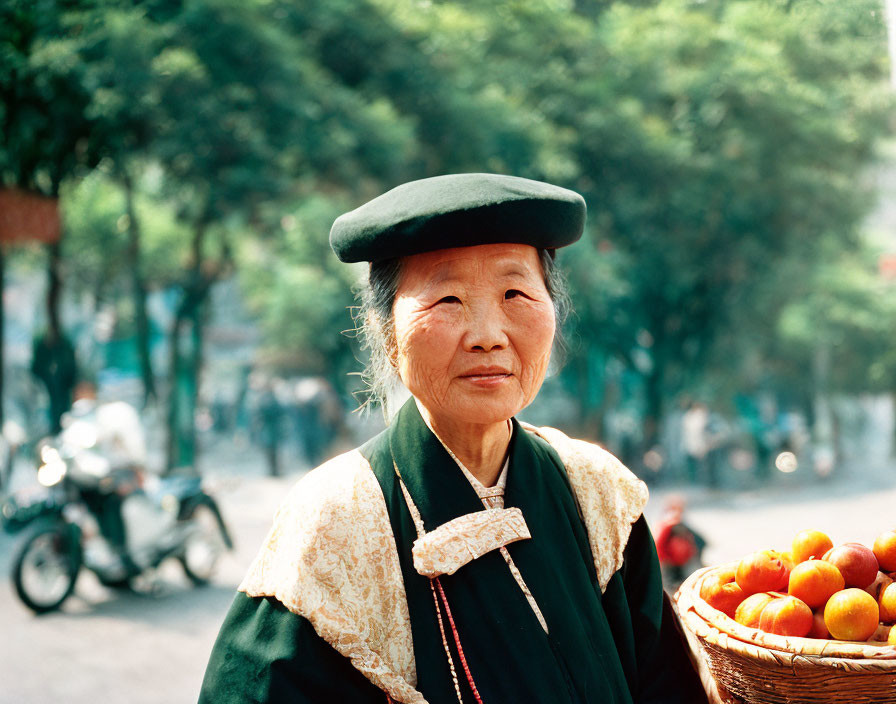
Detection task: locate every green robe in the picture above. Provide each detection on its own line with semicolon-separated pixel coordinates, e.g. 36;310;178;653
200;400;706;703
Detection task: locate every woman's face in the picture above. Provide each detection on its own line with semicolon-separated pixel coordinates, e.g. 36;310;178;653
392;243;556;428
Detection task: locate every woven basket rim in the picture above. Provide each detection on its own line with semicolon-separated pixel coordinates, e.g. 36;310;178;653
675;564;896;666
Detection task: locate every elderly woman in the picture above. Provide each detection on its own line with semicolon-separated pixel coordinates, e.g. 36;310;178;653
199;174;707;703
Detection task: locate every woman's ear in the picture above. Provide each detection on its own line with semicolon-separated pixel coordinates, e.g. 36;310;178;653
386;328;400;372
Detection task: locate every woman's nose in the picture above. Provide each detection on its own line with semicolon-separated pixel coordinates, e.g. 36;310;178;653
463;302;509;352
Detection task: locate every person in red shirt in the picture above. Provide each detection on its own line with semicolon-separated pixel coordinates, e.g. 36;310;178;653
655;494;706;590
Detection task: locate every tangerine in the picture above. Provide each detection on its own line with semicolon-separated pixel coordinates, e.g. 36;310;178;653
808;610;829;639
736;550;789;595
758;595;813;637
700;569;746;619
873;530;896;572
735;592;780;629
824;588;879;641
792;530;834;564
879;582;896;623
788;559;844;609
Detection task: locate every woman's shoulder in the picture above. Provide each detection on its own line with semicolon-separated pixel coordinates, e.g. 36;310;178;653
521;423;646;498
239;448;392;595
239;447;419;702
521;422;649;591
262;448;388;541
239;445;404;626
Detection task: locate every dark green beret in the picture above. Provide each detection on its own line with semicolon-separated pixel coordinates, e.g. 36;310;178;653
329;173;586;263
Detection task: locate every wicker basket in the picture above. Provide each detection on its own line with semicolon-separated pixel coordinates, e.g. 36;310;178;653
675;564;896;704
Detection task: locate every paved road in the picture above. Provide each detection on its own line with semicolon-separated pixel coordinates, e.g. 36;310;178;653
2;446;895;703
0;455;291;704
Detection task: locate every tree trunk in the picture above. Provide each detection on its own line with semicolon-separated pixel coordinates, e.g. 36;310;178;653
582;351;609;442
165;303;206;474
811;343;834;476
641;302;671;463
121;169;156;406
189;297;205;464
41;239;76;434
572;355;594;438
164;219;212;475
28;177;76;433
46;239;62;340
0;244;5;428
165;313;185;474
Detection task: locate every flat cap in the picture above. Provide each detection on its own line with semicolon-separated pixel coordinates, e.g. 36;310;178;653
329;173;586;263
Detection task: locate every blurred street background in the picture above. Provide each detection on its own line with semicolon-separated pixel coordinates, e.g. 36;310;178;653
4;0;896;701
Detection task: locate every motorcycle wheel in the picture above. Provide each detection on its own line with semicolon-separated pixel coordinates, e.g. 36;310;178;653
13;524;81;614
179;502;227;585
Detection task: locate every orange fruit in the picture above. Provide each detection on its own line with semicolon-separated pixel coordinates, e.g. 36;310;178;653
889;625;896;646
864;571;892;601
700;569;746;619
758;595;813;637
879;582;896;623
808;610;829;639
735;592;780;628
780;551;795;582
823;543;880;589
792;530;834;564
824;588;880;641
873;531;896;572
736;550;789;595
788;559;845;609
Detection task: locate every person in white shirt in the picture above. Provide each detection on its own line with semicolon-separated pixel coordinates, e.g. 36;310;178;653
60;380;147;575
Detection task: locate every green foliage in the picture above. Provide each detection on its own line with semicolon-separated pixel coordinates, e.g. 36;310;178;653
60;170;127;300
775;252;896;392
238;194;362;394
0;0;103;192
61;167;191;299
545;0;891;429
3;0;894;445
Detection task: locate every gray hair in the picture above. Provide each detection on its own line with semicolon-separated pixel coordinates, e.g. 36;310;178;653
355;249;570;417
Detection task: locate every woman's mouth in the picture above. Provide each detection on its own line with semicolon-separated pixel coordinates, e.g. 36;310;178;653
459;368;512;387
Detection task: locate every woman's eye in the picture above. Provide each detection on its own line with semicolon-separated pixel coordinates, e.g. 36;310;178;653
437;295;461;305
504;289;525;300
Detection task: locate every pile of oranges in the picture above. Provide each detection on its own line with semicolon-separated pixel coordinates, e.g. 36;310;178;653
699;529;896;643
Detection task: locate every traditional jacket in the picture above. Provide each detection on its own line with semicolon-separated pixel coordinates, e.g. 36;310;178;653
199;399;707;703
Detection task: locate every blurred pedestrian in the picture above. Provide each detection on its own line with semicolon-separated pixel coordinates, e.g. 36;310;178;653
291;376;344;467
682;401;709;484
30;329;77;434
654;494;706;591
60;379;146;577
704;410;731;489
255;378;283;477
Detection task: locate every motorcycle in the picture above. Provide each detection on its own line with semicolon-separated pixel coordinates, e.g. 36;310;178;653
1;435;233;614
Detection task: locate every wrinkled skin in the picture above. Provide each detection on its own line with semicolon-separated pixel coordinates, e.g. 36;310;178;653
392;243;555;479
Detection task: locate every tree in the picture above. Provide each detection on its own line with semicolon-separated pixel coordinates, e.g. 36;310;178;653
0;0;112;430
237;196;360;392
544;0;891;447
73;4;175;404
14;0;893;473
61;166;191;378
